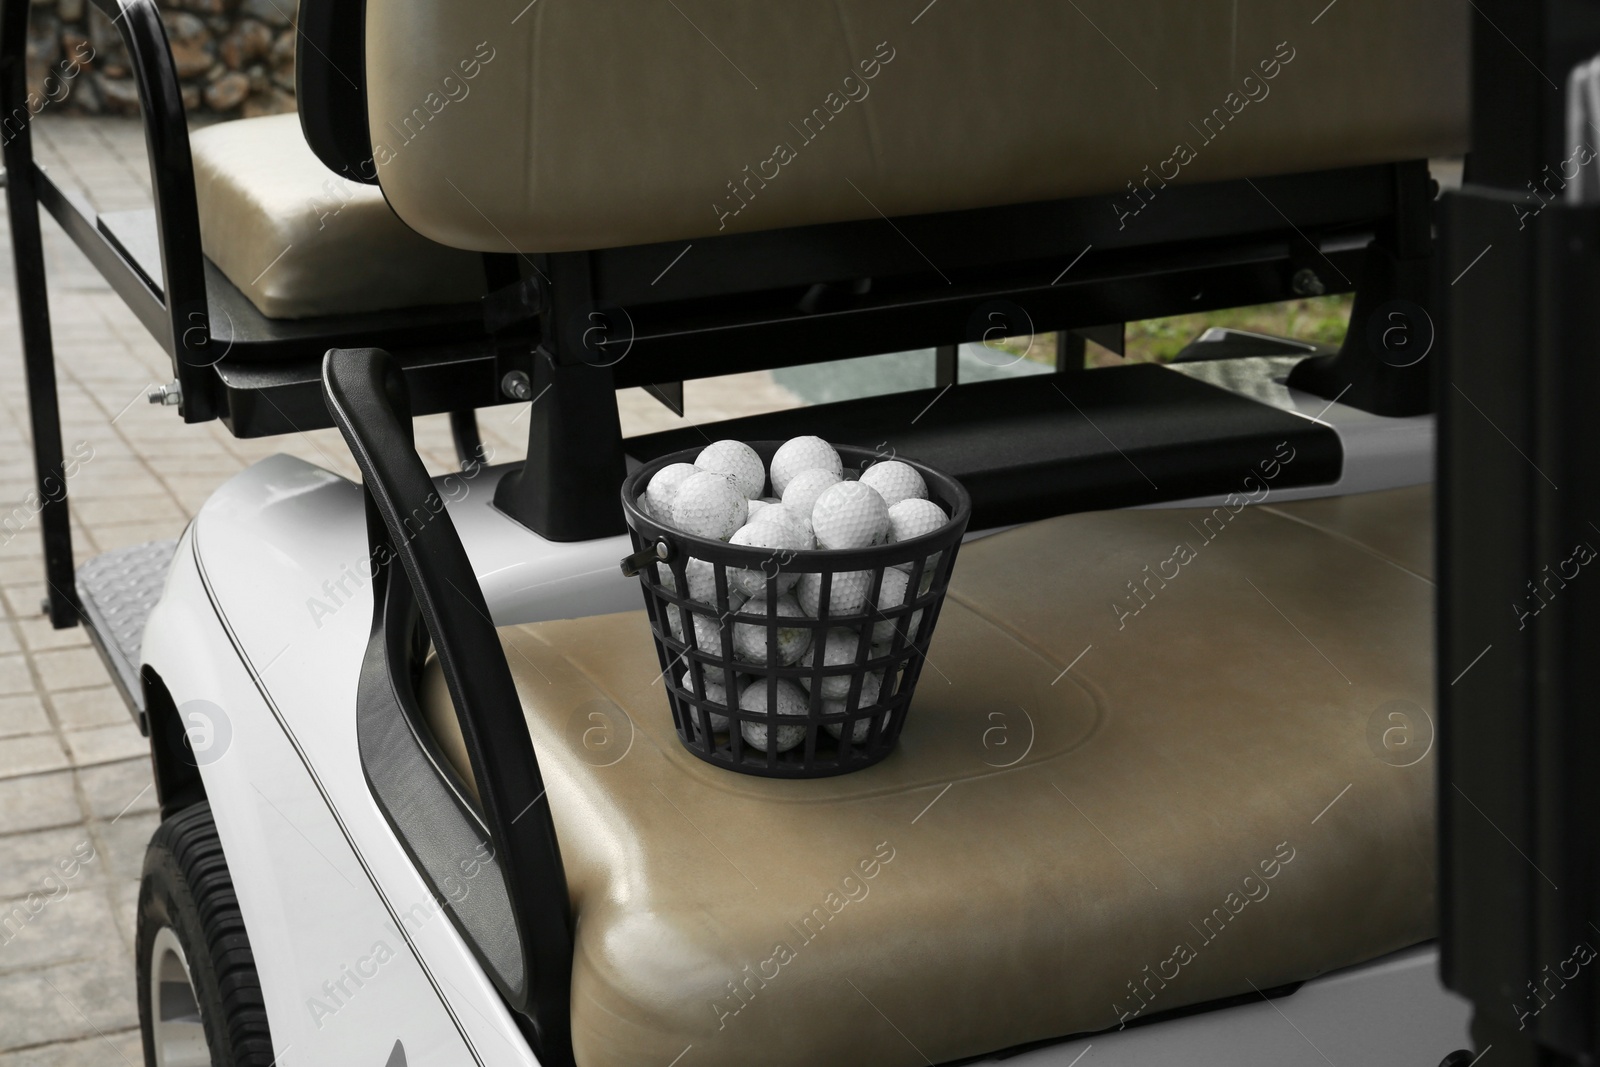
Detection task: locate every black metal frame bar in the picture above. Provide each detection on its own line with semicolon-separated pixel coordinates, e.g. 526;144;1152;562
1;0;525;427
0;0;535;623
0;0;77;626
580;163;1392;382
481;162;1415;542
216;186;1383;442
1;0;210;626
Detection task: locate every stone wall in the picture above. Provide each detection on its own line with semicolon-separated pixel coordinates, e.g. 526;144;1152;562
25;0;296;118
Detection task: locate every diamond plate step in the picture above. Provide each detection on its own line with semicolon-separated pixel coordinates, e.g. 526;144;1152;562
76;540;178;727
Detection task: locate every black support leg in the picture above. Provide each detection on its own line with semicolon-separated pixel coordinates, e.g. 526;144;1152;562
492;252;626;542
2;0;79;628
1286;162;1437;417
448;409;484;470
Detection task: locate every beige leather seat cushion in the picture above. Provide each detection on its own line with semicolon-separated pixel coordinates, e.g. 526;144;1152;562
423;485;1436;1066
190;114;485;319
367;1;1468;251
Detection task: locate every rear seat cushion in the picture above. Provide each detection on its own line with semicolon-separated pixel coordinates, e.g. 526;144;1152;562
190;114;486;319
423;486;1436;1067
365;0;1468;251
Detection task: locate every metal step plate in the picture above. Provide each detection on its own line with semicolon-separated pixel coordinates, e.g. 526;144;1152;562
76;540;178;728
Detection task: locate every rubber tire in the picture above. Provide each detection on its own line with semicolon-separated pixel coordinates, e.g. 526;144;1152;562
137;802;275;1066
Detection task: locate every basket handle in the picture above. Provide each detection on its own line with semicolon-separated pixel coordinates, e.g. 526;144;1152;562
620;536;675;578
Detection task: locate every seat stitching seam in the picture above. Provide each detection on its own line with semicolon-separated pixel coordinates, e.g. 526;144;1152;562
1257;504;1435;587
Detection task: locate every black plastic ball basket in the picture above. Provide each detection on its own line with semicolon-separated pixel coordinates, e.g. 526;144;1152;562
620;443;971;778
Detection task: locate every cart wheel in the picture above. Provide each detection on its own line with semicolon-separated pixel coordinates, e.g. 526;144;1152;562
137;802;274;1066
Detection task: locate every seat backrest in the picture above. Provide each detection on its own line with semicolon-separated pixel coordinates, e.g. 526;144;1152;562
355;0;1469;253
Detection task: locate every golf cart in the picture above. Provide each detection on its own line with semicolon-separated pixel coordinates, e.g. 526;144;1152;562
4;0;1593;1062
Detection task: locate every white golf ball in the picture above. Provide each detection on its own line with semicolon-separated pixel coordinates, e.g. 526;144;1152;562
859;461;928;509
808;628;873;699
758;504;815;546
825;668;881;709
732;593;813;666
770;436;842;497
696;440;766;500
679;669;730;733
738;678;811;753
887;498;946;543
782;468;843;520
643;462;699;521
770;517;816;553
811;481;890;550
825;708;889;744
795;569;872;618
656;556;736;604
869;568;922;643
727;521;808;597
692;663;730;688
746;499;771;522
665;578;747;684
823;672;884;742
887;497;949;574
693;626;741;686
672;471;748;541
667;597;741;648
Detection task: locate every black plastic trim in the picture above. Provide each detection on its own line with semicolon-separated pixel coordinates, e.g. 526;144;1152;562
296;0;374;185
357;566;526;996
322;347;575;1066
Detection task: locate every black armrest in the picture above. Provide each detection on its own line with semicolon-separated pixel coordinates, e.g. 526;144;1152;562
322;347;574;1065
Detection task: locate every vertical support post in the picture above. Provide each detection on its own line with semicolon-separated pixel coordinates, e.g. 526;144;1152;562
1440;0;1600;1062
1;0;79;628
1285;160;1437;416
1442;182;1600;1067
1439;184;1547;1066
492;252;627;541
1055;325;1120;371
447;410;484;470
934;343;957;387
1055;331;1083;372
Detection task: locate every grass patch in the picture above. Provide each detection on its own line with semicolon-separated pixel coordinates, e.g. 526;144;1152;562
983;293;1355;368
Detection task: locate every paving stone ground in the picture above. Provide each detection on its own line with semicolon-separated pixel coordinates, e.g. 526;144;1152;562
0;115;804;1063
